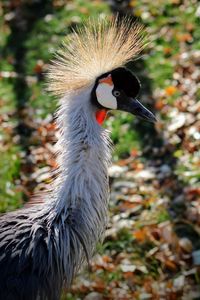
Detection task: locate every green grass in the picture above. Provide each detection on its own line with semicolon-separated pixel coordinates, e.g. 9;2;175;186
0;79;23;212
0;148;23;212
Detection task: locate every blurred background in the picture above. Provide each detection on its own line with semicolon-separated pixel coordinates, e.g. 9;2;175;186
0;0;200;299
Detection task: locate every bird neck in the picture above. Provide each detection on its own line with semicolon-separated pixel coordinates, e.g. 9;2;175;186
50;86;112;216
38;86;113;286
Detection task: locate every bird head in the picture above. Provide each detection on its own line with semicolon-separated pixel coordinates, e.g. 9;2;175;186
47;16;156;125
91;67;156;124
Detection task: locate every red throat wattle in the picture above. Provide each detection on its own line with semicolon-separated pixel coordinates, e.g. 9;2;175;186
95;109;107;125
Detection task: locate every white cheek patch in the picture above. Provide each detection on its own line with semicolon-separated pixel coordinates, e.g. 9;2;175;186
96;83;117;109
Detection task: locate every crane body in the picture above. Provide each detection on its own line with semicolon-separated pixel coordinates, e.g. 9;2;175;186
0;87;111;300
0;17;156;300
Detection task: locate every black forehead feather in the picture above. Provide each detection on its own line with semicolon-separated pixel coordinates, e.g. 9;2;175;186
111;67;141;98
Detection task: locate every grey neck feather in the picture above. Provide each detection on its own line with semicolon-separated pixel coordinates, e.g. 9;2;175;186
50;85;112;213
44;85;112;285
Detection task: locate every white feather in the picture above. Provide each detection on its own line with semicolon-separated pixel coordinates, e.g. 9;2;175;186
96;83;117;109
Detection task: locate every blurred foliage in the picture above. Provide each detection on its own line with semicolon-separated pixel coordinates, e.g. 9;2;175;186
0;0;200;299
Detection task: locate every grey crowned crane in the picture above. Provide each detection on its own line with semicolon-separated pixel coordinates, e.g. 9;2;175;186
0;17;156;300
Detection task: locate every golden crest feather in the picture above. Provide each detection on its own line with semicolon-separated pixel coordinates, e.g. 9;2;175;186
47;16;147;96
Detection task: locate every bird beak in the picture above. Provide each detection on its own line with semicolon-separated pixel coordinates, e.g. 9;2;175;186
119;98;157;123
130;99;156;123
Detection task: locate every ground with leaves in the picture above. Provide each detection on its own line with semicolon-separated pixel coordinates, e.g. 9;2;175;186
0;0;200;299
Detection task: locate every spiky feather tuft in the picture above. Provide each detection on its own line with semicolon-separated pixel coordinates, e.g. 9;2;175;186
47;16;147;96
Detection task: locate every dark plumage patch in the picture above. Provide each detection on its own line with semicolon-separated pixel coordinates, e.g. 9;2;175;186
0;204;93;300
91;67;140;110
111;67;141;98
0;210;63;300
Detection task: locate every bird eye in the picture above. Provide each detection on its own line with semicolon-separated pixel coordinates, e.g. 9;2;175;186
113;90;121;97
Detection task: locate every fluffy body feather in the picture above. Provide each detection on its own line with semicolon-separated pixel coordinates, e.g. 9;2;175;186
47;16;146;96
